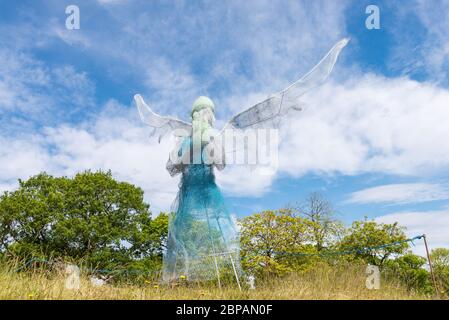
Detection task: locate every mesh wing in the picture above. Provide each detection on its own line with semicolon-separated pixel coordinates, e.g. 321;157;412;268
134;94;192;142
223;38;349;131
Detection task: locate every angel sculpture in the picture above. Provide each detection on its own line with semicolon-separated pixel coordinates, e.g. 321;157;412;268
135;38;348;286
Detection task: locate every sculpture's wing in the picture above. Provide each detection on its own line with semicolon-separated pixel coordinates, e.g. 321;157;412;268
222;38;349;131
134;94;192;142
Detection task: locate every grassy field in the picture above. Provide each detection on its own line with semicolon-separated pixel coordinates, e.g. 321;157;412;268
0;261;433;300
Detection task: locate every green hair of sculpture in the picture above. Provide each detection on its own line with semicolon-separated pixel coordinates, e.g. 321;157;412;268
191;96;215;116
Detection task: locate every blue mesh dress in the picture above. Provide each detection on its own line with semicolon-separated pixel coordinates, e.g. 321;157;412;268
163;136;241;282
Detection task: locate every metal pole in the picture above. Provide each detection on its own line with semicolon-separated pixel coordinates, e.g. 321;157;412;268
422;234;439;297
203;204;222;289
213;255;222;289
229;254;242;292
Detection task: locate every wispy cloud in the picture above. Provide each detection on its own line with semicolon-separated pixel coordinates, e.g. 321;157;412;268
388;0;449;84
0;48;95;134
347;183;449;205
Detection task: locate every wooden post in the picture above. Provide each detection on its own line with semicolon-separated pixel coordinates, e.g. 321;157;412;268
422;234;439;297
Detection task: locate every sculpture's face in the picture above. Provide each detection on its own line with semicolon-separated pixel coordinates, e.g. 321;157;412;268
192;107;215;147
191;96;215;146
192;107;215;129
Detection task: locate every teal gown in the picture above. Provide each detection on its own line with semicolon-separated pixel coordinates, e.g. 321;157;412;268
163;137;241;282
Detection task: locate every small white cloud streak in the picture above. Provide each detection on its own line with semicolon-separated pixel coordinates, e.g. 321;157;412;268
347;183;449;205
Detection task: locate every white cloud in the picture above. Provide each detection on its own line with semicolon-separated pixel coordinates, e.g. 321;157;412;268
376;209;449;256
0;135;51;181
347;183;449;205
278;75;449;178
0;182;18;194
216;166;275;197
0;100;179;212
49;22;90;48
4;71;449;211
0;48;95;134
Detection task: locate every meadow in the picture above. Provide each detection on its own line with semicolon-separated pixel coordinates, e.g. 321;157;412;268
0;260;430;300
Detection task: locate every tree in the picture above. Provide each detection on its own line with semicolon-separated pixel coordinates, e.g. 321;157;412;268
0;171;167;272
239;209;316;275
296;192;344;251
338;219;409;266
0;173;65;257
384;253;433;294
431;248;449;296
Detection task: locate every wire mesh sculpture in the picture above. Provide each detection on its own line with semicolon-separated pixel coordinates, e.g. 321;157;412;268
135;38;348;287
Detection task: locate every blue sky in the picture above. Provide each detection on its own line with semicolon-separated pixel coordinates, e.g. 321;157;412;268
1;0;449;255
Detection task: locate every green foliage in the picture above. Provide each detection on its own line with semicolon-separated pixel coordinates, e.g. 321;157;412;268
431;248;449;296
239;209;317;276
338;218;409;266
0;171;168;273
384;253;433;295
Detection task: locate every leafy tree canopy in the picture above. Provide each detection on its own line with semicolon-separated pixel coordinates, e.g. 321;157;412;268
337;218;409;266
239;209;317;275
431;248;449;295
0;171;167;271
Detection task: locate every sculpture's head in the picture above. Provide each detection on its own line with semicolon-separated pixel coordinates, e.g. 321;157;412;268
191;96;214;115
191;95;215;129
191;96;215;146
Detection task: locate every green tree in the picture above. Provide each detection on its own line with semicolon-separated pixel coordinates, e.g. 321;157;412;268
431;248;449;296
0;171;167;272
0;173;65;258
239;209;316;276
338;219;409;266
384;253;433;294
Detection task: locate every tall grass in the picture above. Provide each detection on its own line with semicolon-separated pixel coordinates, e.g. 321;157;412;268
0;259;431;300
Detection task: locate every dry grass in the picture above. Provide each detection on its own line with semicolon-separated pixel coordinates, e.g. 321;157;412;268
0;261;431;300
